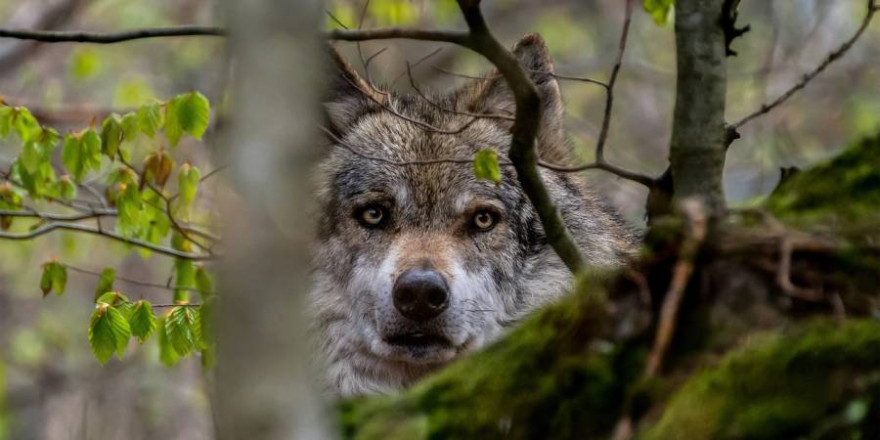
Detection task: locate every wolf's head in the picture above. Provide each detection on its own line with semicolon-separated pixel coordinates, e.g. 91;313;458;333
311;35;635;397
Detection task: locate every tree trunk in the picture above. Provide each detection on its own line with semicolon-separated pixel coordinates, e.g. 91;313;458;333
669;0;729;215
213;1;334;439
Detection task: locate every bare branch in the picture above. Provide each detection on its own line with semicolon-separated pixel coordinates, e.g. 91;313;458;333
0;25;224;44
529;0;656;189
733;0;878;129
65;263;211;295
326;27;470;46
0;221;213;260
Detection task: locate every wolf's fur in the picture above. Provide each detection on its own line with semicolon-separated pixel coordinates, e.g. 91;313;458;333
311;35;636;397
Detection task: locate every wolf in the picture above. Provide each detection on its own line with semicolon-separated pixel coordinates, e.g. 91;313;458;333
311;34;636;397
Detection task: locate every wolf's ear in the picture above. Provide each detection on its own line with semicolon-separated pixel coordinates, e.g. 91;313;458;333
457;34;568;161
323;45;383;134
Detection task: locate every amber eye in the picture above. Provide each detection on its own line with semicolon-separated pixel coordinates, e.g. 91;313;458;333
472;210;497;231
357;205;387;228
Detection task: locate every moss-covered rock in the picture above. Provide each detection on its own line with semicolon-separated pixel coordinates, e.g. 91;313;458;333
766;133;880;226
641;319;880;440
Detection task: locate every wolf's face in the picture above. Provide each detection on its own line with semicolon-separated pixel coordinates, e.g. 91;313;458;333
312;35;634;397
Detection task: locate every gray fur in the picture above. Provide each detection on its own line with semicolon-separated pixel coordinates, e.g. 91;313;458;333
311;34;636;397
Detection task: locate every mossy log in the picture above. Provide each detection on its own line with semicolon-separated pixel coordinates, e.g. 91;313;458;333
340;134;880;439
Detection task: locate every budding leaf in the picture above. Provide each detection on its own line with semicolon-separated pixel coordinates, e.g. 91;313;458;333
94;267;116;301
96;290;129;307
40;262;67;297
62;130;102;183
88;304;131;364
12;107;40;142
129;300;158;343
473;149;502;183
137;102;163;138
165;92;210;146
120;112;140;142
177;163;201;211
100;114;123;159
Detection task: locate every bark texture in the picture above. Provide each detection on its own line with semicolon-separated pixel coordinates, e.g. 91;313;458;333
670;0;730;215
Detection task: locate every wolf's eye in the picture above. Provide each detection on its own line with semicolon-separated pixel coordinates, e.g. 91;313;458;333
472;210;497;231
357;205;387;228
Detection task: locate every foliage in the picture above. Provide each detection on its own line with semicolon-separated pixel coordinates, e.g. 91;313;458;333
0;92;216;365
643;0;674;26
473;149;501;183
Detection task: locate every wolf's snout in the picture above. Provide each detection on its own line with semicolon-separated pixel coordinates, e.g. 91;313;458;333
392;268;449;322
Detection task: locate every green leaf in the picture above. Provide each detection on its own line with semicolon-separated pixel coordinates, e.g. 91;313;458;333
129;300;158;343
137;102;163;138
96;290;129;307
20;141;41;174
643;0;674;26
165;92;210;146
157;317;180;366
120;112;140;142
62;130;102;183
174;258;196;302
0;106;13;137
176;163;201;215
54;175;77;201
100;114;123;159
473;149;502;183
12;108;40;142
195;266;215;297
88;304;131;364
94;267;116;301
40;262;67;297
115;183;145;238
39;263;53;297
165;305;198;356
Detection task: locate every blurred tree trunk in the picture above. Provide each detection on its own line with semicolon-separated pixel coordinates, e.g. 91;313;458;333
213;1;333;440
669;0;729;215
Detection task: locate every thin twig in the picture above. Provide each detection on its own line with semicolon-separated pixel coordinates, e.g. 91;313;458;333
65;263;211;295
405;62;515;121
733;0;878;128
531;0;655;189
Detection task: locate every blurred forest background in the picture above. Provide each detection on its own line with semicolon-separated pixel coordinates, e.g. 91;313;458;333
0;0;878;439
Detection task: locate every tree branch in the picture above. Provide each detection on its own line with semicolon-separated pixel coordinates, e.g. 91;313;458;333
733;0;877;129
529;0;656;189
0;221;213;260
65;263;212;295
0;0;592;272
0;25;224;44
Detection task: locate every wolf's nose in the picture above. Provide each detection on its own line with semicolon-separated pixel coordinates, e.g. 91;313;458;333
392;268;449;322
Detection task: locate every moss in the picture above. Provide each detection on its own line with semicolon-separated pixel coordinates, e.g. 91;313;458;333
340;273;634;440
766;133;880;226
641;319;880;440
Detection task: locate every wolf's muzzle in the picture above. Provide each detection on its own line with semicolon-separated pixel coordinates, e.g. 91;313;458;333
392;268;449;322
